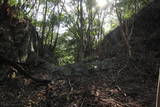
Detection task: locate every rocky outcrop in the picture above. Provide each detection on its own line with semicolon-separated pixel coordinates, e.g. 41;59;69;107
97;1;160;84
100;0;160;60
0;17;39;63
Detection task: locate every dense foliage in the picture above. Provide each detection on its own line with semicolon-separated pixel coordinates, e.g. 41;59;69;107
0;0;150;65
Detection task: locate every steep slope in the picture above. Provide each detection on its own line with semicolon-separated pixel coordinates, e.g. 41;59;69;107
100;0;160;60
100;0;160;78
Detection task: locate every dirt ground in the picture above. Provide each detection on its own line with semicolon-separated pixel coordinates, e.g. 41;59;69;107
0;57;157;107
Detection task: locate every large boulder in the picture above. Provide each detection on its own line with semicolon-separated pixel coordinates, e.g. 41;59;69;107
100;0;160;60
0;19;30;62
98;0;160;81
0;3;41;63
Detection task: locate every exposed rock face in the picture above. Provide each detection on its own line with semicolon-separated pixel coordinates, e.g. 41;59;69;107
100;0;160;60
100;27;123;58
132;0;160;59
0;20;29;62
0;7;39;63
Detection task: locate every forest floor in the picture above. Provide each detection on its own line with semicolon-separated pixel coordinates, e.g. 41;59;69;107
0;57;157;107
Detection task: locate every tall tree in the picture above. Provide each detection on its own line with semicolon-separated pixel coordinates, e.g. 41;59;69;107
41;0;48;49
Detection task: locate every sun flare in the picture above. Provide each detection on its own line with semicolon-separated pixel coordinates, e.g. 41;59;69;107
97;0;108;8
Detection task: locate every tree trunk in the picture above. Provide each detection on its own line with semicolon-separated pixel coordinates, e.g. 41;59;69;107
79;0;85;61
52;25;60;53
41;0;48;48
156;69;160;107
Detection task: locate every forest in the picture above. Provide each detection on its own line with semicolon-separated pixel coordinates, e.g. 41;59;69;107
0;0;160;106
